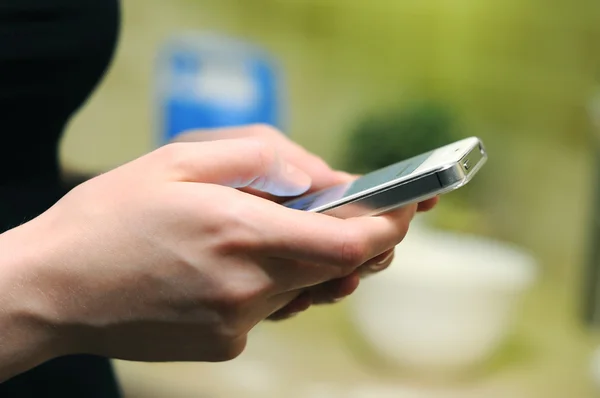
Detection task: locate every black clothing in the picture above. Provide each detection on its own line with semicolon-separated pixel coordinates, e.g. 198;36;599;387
0;0;122;396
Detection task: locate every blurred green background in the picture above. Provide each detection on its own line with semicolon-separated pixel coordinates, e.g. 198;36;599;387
60;1;600;396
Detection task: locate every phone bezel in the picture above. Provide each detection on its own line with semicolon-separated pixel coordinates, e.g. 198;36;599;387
283;137;486;216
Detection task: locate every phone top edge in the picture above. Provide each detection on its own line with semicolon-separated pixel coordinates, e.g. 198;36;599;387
282;136;486;213
313;138;487;214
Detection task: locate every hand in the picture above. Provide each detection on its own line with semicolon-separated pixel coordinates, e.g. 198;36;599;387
172;124;353;199
174;125;438;318
0;138;418;378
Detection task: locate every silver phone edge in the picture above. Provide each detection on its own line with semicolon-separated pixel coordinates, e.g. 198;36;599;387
320;143;487;218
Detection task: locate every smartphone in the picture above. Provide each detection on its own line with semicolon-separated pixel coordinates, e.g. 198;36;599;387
283;136;487;218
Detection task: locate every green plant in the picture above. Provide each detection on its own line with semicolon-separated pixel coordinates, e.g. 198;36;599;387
343;100;459;173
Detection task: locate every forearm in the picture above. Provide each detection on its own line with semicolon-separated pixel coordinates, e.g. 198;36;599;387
0;223;68;381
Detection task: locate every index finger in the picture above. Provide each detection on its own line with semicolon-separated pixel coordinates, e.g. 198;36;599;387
261;201;418;274
417;196;439;212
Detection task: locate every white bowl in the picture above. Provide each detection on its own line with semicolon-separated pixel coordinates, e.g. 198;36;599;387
349;225;537;375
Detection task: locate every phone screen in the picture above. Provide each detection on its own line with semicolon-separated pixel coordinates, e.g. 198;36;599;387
285;151;433;211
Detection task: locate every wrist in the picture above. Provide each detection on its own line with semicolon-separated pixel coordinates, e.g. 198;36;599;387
0;220;79;380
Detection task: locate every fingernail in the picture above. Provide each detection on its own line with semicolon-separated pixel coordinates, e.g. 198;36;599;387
377;250;394;265
286;162;312;186
280;162;312;195
368;263;387;272
263;161;312;197
332;297;344;303
378;252;394;265
368;251;394;271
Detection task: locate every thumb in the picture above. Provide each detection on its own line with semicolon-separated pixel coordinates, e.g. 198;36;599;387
159;139;312;196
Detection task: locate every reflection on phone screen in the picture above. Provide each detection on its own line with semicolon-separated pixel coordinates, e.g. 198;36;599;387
285;151;432;211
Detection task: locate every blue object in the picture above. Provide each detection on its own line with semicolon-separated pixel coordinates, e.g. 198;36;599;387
155;33;286;145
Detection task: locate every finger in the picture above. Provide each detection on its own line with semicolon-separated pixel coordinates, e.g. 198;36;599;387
173;125;348;193
173;181;416;292
154;139;312;197
237;187;279;201
201;188;417;290
417;196;439;212
269;270;362;317
238;171;356;204
357;248;395;276
309;272;361;305
261;201;418;274
336;172;361;180
170;128;245;143
309;248;394;305
267;291;313;321
171;124;281;143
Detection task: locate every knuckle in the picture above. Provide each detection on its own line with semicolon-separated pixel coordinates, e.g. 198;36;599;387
340;231;369;268
254;140;277;173
207;280;266;358
214;276;268;314
246;123;280;137
207;336;248;362
156;141;183;159
217;289;251;312
241;139;277;184
211;319;246;354
155;142;189;172
214;205;261;253
169;129;199;142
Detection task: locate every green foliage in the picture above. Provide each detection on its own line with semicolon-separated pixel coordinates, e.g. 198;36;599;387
343;100;459;174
